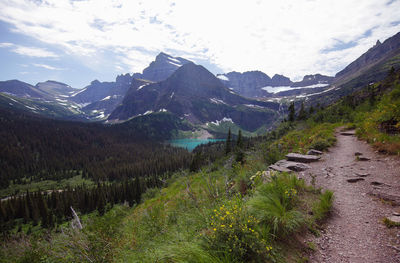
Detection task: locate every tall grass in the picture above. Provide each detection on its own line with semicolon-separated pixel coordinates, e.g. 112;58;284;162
312;190;334;222
248;173;306;238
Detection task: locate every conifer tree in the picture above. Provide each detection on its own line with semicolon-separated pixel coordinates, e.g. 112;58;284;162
298;101;307;120
225;128;232;155
236;130;243;148
288;102;295;122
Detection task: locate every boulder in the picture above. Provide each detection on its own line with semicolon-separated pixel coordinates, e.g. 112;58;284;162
268;164;292;173
358;156;371;161
354;152;363;156
286;153;321;163
275;160;311;172
307;149;323;155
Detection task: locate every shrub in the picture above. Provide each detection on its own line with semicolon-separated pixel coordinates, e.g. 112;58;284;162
204;197;275;262
312;190;334;222
308;139;331;151
248;173;305;238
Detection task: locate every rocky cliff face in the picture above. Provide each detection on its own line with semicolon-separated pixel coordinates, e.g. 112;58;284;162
70;73;133;104
140;52;192;82
335;32;400;83
217;71;272;98
291;74;334;88
217;71;333;98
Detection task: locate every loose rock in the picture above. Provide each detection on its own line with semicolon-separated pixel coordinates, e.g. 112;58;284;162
355;172;370;177
347;178;365;183
307;149;323;155
286;153;321;163
358;156;371;161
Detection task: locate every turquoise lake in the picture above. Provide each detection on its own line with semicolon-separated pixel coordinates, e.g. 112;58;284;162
168;138;225;151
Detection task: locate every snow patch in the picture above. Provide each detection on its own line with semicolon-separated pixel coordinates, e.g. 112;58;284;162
167;61;182;67
167;56;182;64
56;98;68;103
261;86;292;93
7;96;18;103
101;96;111;101
210;98;227;105
217;75;229;81
243;104;265;109
25;105;36;110
76;103;90;108
300;85;337;98
208;117;234;126
159;108;167;112
299;83;329;89
143;110;153;115
137;84;148;90
70;88;86;97
95;112;106;119
170;92;175;99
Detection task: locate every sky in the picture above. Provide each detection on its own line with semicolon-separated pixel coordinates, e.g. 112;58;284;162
0;0;400;89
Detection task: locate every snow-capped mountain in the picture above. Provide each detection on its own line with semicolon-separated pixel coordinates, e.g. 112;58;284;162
108;62;281;131
138;52;192;82
217;71;334;98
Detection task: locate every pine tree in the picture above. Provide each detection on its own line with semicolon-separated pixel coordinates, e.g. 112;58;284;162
309;106;315;115
288;102;295;122
225;128;232;155
298;102;307;120
236;130;243;148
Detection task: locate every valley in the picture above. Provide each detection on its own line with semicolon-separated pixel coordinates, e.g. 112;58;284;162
0;10;400;262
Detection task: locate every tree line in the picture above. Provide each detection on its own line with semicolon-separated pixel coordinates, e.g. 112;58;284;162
0;174;166;235
0;107;192;189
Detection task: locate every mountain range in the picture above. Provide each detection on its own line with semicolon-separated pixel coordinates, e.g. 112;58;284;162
0;31;400;137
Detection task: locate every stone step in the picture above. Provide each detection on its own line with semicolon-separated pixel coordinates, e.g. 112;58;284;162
286;153;321;163
268;164;292;173
341;130;356;136
275;160;311;172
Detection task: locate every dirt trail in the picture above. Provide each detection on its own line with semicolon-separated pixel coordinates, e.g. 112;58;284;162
303;129;400;263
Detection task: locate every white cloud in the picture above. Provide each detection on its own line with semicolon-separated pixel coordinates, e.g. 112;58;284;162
0;42;14;47
12;46;58;58
33;63;64;70
0;42;58;58
0;0;399;77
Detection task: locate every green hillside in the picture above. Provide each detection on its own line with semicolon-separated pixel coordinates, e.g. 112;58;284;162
1;68;400;262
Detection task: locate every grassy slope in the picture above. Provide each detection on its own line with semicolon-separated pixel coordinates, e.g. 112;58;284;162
0;122;336;263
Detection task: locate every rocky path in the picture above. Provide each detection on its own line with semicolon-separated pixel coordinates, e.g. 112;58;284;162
302;129;400;262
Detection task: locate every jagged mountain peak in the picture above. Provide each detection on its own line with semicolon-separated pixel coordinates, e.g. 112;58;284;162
141;52;192;82
335;31;400;81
